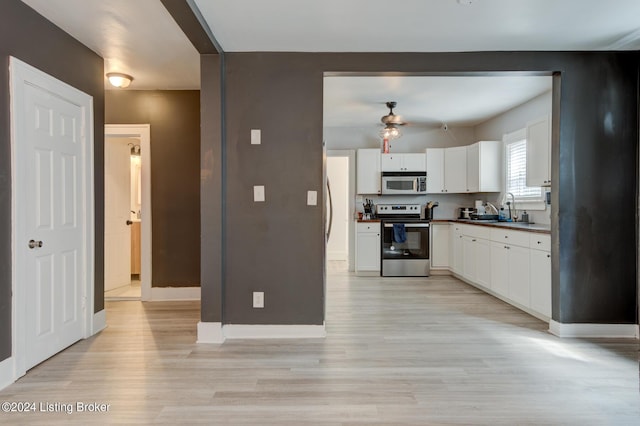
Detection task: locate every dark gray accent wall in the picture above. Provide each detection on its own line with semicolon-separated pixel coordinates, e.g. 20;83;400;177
0;0;105;361
106;91;201;287
210;52;637;326
201;55;223;322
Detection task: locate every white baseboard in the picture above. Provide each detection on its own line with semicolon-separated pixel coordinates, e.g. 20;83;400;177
197;322;225;344
151;286;201;301
223;324;326;339
92;309;106;335
549;320;640;339
0;356;14;391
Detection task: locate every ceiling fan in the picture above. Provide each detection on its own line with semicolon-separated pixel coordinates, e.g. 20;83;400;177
379;101;406;140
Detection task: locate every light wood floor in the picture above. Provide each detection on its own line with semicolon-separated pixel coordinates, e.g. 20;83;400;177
1;262;638;424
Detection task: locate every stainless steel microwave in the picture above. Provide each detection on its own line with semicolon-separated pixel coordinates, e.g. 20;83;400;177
381;172;427;195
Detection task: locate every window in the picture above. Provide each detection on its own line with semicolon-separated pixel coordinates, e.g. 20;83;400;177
504;129;543;204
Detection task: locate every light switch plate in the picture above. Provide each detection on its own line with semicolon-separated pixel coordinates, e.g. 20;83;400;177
307;190;317;206
253;185;265;202
251;129;261;145
253;291;264;308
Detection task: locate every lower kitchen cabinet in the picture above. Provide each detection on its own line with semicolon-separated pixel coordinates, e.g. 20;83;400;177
450;224;464;275
530;248;551;317
453;222;550;321
474;238;491;288
490;242;509;296
507;244;530;307
430;223;450;269
355;222;380;274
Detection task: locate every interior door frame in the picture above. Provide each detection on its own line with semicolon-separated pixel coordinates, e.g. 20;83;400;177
9;57;95;379
105;124;151;301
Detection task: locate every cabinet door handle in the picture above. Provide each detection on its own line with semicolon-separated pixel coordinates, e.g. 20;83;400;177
537;241;541;244
472;239;476;242
547;254;550;258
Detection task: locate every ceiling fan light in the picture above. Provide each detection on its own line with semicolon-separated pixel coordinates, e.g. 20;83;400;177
106;72;133;88
380;124;401;140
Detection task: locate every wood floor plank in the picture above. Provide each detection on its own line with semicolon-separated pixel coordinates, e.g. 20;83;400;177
0;262;638;424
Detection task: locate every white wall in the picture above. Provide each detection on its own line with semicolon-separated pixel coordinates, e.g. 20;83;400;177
475;90;553;225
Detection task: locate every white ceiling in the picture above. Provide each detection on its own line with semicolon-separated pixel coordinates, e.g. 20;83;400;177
194;0;640;52
18;0;638;122
323;75;553;128
21;0;201;90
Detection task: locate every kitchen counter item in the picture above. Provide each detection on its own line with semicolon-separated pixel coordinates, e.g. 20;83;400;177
458;207;474;219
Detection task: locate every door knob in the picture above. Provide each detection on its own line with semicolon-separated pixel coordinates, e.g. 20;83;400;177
28;239;43;249
126;220;133;225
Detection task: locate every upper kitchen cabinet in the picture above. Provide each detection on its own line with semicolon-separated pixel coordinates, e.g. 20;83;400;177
357;148;381;194
425;148;444;193
444;146;468;193
426;146;467;193
526;115;551;187
466;141;502;192
381;153;426;172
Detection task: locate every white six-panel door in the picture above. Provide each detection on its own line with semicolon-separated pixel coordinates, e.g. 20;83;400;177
11;57;93;374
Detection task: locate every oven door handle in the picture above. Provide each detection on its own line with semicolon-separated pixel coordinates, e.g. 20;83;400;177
383;223;430;228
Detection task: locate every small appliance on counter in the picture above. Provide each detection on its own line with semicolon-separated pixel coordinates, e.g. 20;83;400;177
458;207;475;219
424;201;439;220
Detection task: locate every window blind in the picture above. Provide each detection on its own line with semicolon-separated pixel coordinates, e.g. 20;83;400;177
506;139;542;200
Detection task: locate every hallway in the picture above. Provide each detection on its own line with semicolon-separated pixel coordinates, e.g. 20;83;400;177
0;267;638;424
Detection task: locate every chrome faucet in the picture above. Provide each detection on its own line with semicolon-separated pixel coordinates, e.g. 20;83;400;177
506;192;516;221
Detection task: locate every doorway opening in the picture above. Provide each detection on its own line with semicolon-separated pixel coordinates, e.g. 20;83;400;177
104;125;151;301
326;150;356;273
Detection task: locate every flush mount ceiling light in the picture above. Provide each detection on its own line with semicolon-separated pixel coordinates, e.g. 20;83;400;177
106;72;133;88
379;101;405;140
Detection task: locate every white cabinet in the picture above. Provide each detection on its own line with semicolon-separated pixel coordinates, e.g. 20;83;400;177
475;238;492;288
454;223;550;320
355;222;380;274
381;153;426;172
427;143;500;194
507;245;530;307
526;115;551;187
460;226;491;288
450;224;464;275
425;148;444;193
430;222;450;269
462;235;476;282
357;149;381;194
530;234;551;318
444;146;468;193
467;141;502;192
488;228;531;307
490;241;509;295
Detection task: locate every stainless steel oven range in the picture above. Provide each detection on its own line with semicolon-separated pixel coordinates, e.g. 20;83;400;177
375;204;430;277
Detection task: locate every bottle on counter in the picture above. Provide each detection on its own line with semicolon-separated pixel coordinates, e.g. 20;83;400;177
498;207;506;221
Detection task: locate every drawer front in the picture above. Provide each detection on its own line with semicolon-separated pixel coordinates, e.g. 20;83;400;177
357;222;380;233
490;228;530;247
530;233;551;251
463;224;491;240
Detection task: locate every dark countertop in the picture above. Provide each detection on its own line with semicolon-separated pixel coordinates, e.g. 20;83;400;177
356;219;381;223
432;218;551;234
